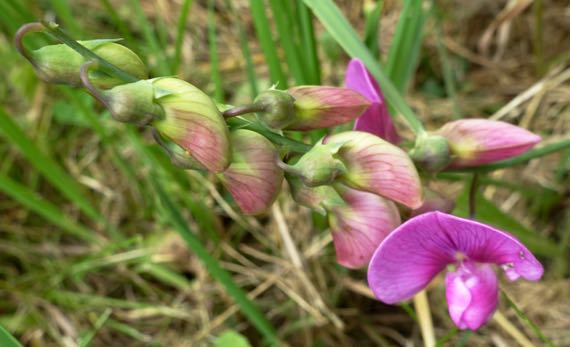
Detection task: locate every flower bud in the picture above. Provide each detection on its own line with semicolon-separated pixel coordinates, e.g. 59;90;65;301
408;134;451;173
285;175;342;215
220;129;284;215
324;131;423;209
31;40;147;88
280;141;347;187
253;89;296;129
327;185;400;269
104;77;231;172
285;86;371;130
436;119;541;168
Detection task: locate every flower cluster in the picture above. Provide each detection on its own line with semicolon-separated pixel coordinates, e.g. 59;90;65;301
17;26;545;331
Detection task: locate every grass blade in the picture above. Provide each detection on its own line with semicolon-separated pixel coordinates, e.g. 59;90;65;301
363;0;383;59
0;106;104;230
0;173;100;244
173;0;194;73
250;0;287;87
385;0;426;93
150;175;280;345
127;0;170;75
48;0;83;35
208;0;223;101
267;0;305;84
297;0;321;84
98;0;137;47
0;325;22;347
302;0;425;134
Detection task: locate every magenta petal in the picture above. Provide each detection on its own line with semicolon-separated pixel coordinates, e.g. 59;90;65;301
445;262;499;330
345;58;400;144
367;212;543;304
329;187;400;269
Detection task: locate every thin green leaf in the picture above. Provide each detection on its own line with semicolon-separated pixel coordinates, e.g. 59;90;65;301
385;0;426;93
208;0;223;102
363;0;383;59
0;106;105;231
0;173;100;244
127;0;170;75
302;0;425;134
0;324;23;347
250;0;287;87
150;176;280;345
431;0;462;118
267;0;306;84
78;309;112;347
98;0;137;47
48;0;82;35
297;0;321;84
173;0;194;73
215;330;252;347
0;325;22;347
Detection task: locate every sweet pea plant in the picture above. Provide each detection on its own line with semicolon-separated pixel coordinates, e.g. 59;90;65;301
13;19;562;345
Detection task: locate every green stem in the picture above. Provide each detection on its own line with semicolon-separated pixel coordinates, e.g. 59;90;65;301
39;21;138;83
227;118;312;153
502;290;555;347
468;173;479;219
454;139;570;173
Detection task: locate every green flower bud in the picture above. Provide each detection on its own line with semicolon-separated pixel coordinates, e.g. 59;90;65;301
409;134;451;173
30;39;147;88
103;77;231;173
253;89;296;129
280;140;347;187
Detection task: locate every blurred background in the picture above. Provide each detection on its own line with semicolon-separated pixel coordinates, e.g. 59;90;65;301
0;0;569;346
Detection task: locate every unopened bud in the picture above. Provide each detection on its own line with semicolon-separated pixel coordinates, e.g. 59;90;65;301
286;86;371;130
409;134;451;173
220;130;283;215
286;174;342;215
324;131;423;209
281;140;347;187
436;119;541;168
253;89;296;129
31;40;147;88
103;77;231;172
328;185;400;269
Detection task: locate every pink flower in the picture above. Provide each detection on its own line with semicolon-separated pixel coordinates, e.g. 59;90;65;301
328;186;400;269
286;176;400;269
436;119;541;168
324;131;423;209
368;212;543;330
220;130;283;215
345;58;400;144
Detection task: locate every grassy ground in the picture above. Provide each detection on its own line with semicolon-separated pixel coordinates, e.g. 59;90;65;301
0;0;569;346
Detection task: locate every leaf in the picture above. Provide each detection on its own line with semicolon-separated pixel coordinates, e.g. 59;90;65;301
214;330;252;347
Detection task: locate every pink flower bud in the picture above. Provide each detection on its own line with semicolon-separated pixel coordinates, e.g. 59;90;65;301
436;119;541;168
285;175;340;215
151;78;231;173
103;78;231;172
324;131;423;209
328;186;400;269
220;130;284;215
285;86;371;130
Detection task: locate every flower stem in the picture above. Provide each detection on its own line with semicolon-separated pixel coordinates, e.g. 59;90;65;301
468;173;479;219
502;290;556;347
14;22;45;68
413;290;435;347
223;103;267;118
